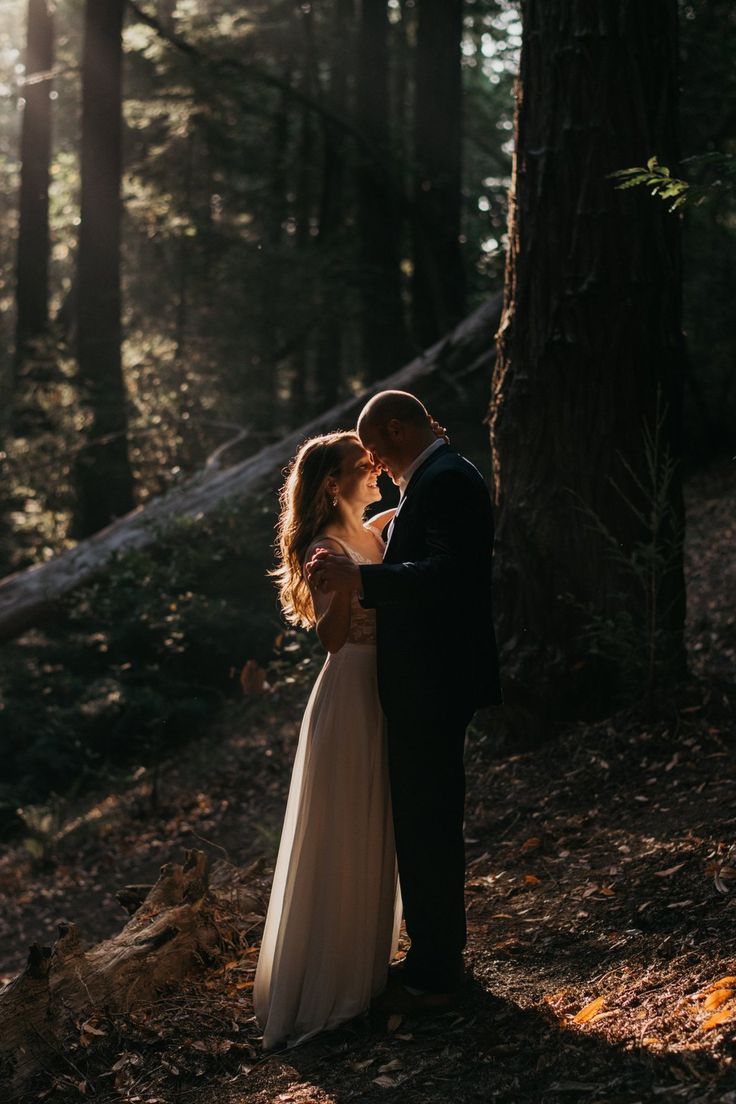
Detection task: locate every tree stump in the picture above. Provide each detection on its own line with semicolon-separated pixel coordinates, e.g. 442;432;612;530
0;849;263;1100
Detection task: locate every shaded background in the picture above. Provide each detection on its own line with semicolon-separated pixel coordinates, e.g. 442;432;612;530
0;0;734;828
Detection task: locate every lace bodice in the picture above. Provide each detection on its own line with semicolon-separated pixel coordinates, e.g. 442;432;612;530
311;534;381;646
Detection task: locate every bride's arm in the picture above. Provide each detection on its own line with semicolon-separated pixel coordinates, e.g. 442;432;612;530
306;539;352;653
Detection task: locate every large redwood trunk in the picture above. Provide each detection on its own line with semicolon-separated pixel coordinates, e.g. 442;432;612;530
490;0;686;712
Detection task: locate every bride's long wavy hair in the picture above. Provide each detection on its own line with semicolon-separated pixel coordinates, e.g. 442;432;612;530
271;431;361;628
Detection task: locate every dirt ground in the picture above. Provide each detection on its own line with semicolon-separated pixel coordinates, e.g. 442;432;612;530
0;457;734;1104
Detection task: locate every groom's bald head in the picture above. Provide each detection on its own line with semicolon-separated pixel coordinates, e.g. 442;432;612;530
357;390;437;483
357;390;430;437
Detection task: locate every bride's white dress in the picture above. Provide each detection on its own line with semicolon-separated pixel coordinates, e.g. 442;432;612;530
253;537;403;1051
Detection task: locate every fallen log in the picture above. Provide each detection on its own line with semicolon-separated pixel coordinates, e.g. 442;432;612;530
0;295;501;642
0;850;265;1099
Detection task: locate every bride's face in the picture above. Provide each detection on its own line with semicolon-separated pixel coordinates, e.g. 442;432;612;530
331;444;382;509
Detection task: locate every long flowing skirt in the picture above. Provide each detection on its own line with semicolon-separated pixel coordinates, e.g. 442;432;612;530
253;642;403;1050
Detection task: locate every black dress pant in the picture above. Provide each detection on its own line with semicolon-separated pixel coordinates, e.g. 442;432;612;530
385;703;474;992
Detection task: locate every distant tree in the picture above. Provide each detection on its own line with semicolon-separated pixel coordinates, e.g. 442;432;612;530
355;0;408;378
14;0;54;394
411;0;465;348
313;0;352;411
290;0;316;415
490;0;686;711
73;0;134;535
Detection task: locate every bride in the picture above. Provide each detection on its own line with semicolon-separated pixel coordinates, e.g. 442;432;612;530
253;430;402;1050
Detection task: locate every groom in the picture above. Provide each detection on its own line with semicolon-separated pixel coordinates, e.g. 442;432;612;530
307;390;501;1011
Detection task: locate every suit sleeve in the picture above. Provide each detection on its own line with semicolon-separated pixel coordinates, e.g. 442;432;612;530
358;469;491;608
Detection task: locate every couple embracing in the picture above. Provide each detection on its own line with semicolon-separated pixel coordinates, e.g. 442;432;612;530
253;390;501;1050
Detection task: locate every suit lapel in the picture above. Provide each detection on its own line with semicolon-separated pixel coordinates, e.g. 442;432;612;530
383;443;451;557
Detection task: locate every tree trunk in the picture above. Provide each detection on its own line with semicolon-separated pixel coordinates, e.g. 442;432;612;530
0;294;501;642
0;851;265;1100
490;0;686;713
73;0;134;537
355;0;408;381
259;64;292;429
14;0;54;398
290;1;316;416
314;0;352;411
411;0;465;349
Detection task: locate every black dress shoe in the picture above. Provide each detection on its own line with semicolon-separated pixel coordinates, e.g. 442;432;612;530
371;983;458;1016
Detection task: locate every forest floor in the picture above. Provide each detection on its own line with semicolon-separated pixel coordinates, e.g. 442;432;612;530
0;458;734;1104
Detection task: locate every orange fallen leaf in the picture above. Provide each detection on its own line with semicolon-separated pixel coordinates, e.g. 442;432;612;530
599;885;616;897
703;1007;735;1030
523;874;542;885
703;989;734;1010
573;995;606;1024
705;976;736;990
240;659;267;694
521;837;541;853
544;990;568;1004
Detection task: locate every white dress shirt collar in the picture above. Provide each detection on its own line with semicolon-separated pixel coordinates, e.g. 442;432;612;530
397;438;446;497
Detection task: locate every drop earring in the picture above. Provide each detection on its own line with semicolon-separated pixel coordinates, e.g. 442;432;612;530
332;494;338;507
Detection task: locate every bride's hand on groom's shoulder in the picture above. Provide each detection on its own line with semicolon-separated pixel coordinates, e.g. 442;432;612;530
428;415;449;442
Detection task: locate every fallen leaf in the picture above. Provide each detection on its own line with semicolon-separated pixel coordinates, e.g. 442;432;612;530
523;874;541;885
544;990;568;1004
387;1013;403;1032
654;863;685;877
80;1020;106;1037
705;976;736;990
377;1059;403;1073
703;989;734;1010
703;1007;735;1030
240;660;267;695
373;1075;397;1088
521;837;541;852
573;995;606;1024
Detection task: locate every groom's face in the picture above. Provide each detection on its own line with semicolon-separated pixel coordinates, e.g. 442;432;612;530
358;421;406;485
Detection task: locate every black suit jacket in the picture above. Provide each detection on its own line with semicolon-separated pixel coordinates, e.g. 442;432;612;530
359;444;502;719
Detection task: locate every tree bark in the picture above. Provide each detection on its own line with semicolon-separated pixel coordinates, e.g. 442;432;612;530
290;0;316;415
0;294;501;643
0;851;264;1099
313;0;352;412
14;0;54;388
490;0;686;713
411;0;465;349
73;0;134;537
355;0;408;380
